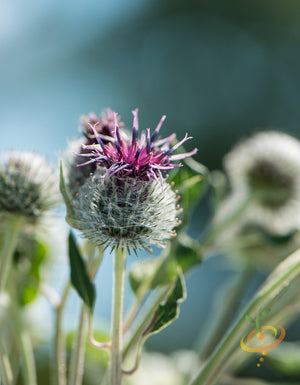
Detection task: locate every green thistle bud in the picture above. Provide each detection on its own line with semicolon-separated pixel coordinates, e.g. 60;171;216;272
0;152;59;223
67;169;180;253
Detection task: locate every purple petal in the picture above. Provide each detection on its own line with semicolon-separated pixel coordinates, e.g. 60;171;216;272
169;148;198;161
132;108;139;144
164;134;192;155
76;158;99;167
146;128;151;153
89;123;106;150
150;115;166;143
154;133;176;148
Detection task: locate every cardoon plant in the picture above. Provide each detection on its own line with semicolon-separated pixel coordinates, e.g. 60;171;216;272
60;108;197;385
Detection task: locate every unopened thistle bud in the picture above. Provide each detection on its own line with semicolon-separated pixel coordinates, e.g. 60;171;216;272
223;131;300;234
0;151;58;223
63;108;197;253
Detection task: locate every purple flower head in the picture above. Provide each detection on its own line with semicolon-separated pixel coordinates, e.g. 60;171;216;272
77;109;197;182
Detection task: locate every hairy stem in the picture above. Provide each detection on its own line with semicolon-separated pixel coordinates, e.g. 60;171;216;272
123;249;171;334
68;306;88;385
0;342;13;385
111;248;127;385
68;244;103;385
199;267;254;359
19;330;37;385
9;299;37;385
54;282;71;385
123;284;172;361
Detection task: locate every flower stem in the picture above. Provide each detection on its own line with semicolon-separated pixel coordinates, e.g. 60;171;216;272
68;244;103;385
0;342;13;385
123;249;171;334
190;248;300;385
123;284;172;361
202;196;251;247
111;248;127;385
199;267;254;360
0;217;22;292
9;299;37;385
19;330;37;385
54;282;71;385
68;305;88;385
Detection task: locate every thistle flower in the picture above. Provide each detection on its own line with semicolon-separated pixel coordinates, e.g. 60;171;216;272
64;109;197;253
77;109;197;182
0;151;58;223
222;131;300;235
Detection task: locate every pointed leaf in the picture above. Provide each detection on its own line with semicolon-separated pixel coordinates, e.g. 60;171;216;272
14;238;48;306
172;232;202;273
129;257;178;298
149;268;186;334
68;231;96;310
170;157;208;227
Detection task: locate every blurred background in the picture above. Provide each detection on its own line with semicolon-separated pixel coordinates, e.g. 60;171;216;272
2;0;300;376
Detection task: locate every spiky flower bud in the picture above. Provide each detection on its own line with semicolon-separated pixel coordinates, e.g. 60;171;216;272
0;151;58;223
63;108;197;253
68;170;180;253
222;131;300;234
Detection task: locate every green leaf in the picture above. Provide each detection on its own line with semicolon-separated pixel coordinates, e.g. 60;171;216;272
68;231;96;310
170;157;208;227
60;160;74;218
245;315;255;323
13;236;48;306
129;257;178;298
172;232;202;273
210;170;228;206
261;308;271;316
129;259;157;296
149;268;186;334
267;341;300;377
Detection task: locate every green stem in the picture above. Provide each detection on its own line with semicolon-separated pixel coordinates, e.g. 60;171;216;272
202;196;251;247
68;245;103;385
9;298;37;385
0;217;22;292
19;330;37;385
54;282;71;385
190;248;300;385
123;249;171;334
111;248;127;385
199;267;254;359
255;311;262;333
68;306;88;385
123;284;172;361
0;342;13;385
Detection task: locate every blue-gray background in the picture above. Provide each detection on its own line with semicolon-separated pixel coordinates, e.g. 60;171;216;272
1;0;300;353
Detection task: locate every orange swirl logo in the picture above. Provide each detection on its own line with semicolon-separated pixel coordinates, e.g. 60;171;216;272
240;309;286;367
